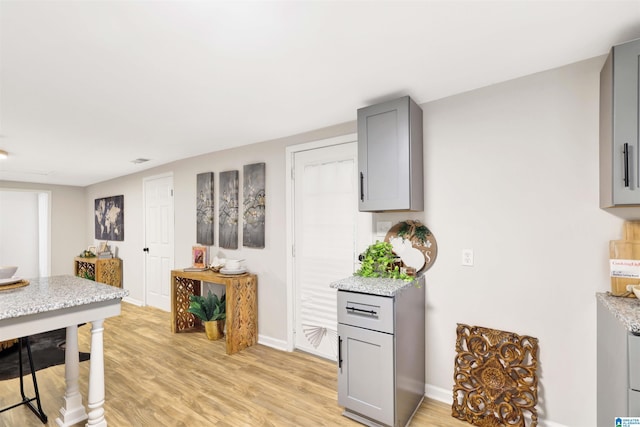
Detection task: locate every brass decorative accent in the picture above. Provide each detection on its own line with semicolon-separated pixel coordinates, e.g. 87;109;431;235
452;324;539;427
204;320;224;340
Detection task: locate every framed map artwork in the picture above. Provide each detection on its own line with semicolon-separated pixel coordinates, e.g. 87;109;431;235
94;195;124;241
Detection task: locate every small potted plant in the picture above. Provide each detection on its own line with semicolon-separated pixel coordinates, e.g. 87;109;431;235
188;291;226;340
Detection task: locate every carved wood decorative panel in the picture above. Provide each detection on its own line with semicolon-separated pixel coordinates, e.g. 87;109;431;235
228;277;258;353
174;277;201;331
452;324;539;427
97;258;122;287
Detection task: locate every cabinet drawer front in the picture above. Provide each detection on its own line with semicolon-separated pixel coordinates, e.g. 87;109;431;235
338;291;394;333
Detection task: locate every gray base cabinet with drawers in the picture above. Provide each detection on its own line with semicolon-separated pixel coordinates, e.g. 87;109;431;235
337;278;425;427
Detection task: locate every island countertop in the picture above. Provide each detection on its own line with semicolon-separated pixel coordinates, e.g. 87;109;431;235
0;275;128;320
330;275;423;297
597;292;640;334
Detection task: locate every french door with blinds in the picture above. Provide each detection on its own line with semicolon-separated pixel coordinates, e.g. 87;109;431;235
291;139;371;360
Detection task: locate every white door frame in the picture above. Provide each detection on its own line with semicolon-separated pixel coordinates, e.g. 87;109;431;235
142;172;175;308
285;133;357;352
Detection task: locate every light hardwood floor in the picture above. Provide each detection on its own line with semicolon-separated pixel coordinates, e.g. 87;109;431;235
0;302;469;426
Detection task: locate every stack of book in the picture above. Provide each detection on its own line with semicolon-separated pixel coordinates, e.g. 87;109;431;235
98;250;113;259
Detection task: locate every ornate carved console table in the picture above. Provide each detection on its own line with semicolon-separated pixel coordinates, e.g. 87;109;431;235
74;256;122;288
170;269;258;355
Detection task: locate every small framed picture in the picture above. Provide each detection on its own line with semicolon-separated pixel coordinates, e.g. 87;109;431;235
87;245;97;254
192;246;208;268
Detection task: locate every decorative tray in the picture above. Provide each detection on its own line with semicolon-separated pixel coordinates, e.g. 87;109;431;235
0;279;29;291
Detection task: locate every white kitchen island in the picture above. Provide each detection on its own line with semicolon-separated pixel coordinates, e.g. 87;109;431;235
0;275;128;426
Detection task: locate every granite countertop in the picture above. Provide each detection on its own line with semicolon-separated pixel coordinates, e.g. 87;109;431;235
0;275;129;320
330;275;423;297
597;292;640;333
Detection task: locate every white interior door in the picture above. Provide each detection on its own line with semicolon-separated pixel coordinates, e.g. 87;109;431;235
292;141;372;360
144;174;174;311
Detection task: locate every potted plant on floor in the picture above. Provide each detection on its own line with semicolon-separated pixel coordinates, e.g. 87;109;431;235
188;291;226;340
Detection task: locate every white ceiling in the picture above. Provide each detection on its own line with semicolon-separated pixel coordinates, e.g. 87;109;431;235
1;1;639;186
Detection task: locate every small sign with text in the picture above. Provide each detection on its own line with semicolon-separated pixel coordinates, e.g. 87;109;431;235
616;417;640;426
610;259;640;278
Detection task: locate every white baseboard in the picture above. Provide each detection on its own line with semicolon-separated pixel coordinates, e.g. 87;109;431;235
123;296;143;306
539;420;569;427
425;383;568;427
258;334;288;351
425;383;452;404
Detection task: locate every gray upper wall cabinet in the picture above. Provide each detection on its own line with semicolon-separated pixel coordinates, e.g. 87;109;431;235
358;96;424;212
600;38;640;207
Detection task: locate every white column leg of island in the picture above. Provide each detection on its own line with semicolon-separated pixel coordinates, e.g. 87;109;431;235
56;324;88;427
86;319;107;427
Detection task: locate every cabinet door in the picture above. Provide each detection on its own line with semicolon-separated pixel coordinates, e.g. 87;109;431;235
95;259;122;287
602;39;640;206
358;96;422;212
338;323;394;426
630;390;640;416
629;333;640;391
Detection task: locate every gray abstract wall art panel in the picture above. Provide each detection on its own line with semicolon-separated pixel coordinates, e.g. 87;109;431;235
243;163;265;248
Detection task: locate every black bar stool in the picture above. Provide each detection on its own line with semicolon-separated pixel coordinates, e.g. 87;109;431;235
0;336;48;423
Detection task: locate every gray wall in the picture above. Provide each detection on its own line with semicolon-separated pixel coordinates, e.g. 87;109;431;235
378;55;622;426
83;121;355;342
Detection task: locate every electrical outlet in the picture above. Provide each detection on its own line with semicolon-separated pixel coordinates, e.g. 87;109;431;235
462;249;474;266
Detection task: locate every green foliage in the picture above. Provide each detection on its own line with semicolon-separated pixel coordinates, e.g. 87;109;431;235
188;291;226;321
397;220;431;245
80;271;95;280
354;241;413;282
